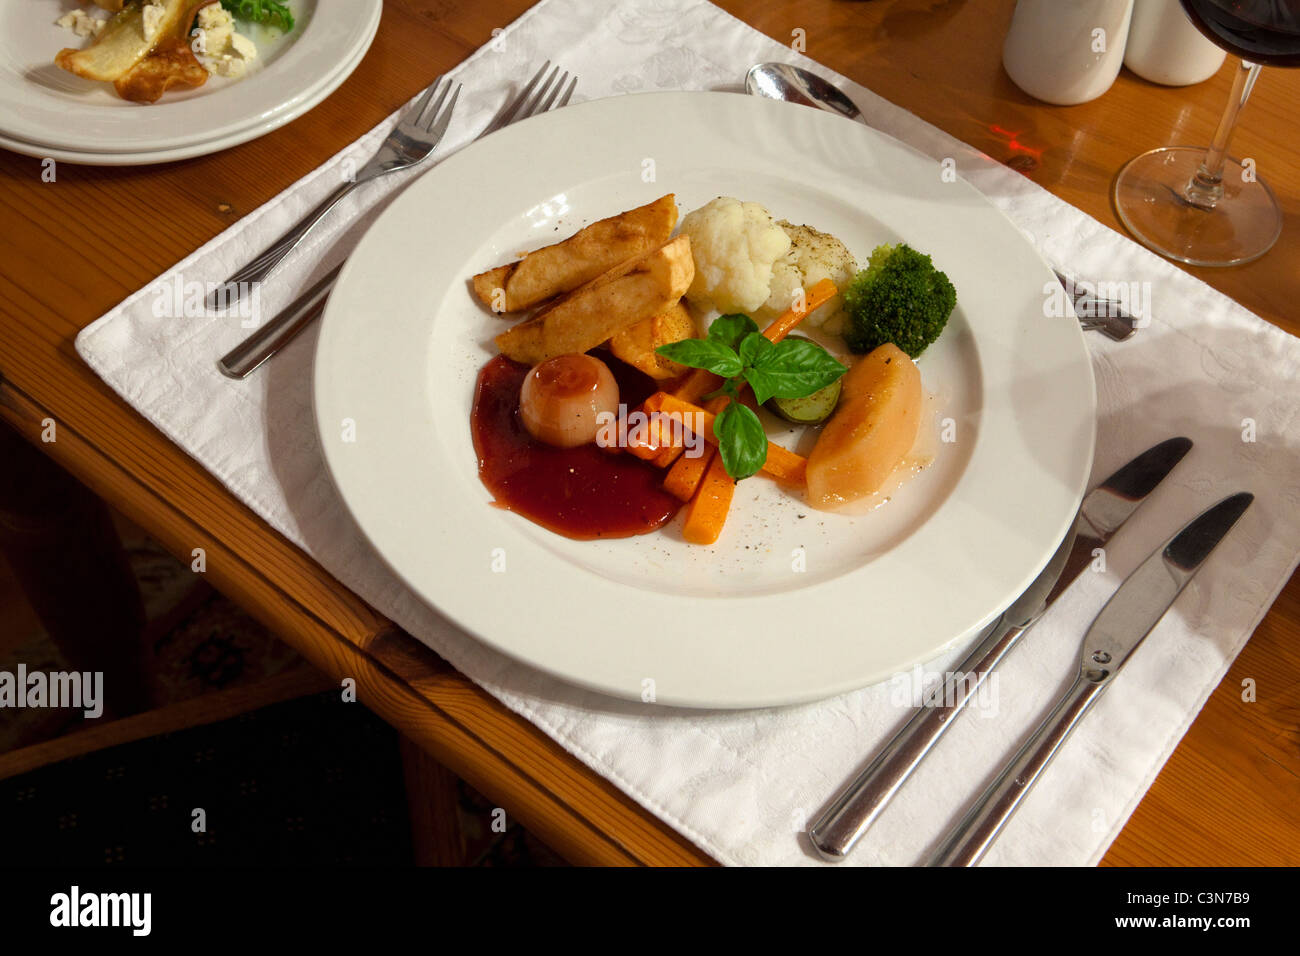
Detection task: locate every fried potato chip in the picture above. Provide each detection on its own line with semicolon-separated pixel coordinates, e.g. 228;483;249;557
56;0;203;84
473;195;678;314
114;34;209;103
608;300;698;380
495;236;694;365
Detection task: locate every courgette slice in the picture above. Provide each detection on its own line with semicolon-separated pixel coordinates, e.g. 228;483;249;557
766;378;842;425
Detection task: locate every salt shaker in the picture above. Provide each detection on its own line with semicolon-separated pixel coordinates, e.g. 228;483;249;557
1002;0;1135;105
1124;0;1226;86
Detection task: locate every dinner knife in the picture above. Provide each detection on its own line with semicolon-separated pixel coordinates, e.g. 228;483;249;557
808;436;1193;861
927;490;1253;866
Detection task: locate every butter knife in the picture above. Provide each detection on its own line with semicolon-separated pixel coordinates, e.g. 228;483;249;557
927;490;1253;866
809;437;1193;861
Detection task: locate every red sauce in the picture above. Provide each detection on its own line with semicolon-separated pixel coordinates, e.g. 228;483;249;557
471;354;682;540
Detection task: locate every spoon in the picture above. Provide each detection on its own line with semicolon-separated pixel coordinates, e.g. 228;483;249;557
744;62;864;122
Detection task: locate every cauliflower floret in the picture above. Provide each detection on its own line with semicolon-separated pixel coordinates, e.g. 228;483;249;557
679;197;791;314
230;32;258;60
760;221;858;332
142;1;166;42
196;4;235;52
195;5;258;78
55;10;107;38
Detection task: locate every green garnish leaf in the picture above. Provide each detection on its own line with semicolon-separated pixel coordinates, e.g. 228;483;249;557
737;331;774;368
655;338;743;378
714;402;767;482
706;313;759;352
657;314;847;481
744;337;847;404
220;0;296;31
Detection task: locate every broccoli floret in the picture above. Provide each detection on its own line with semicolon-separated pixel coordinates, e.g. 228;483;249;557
842;243;957;357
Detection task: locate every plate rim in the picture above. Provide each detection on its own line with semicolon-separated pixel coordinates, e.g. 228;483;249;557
312;90;1097;709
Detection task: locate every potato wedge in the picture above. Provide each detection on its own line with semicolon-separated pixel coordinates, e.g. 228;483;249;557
495;236;694;365
608;300;697;380
473;194;678;314
56;0;202;83
115;35;208;103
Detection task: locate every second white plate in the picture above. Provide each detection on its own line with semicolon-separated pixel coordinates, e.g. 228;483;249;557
0;0;380;159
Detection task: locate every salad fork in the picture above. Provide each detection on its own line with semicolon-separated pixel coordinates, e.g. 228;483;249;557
218;63;577;379
206;75;463;312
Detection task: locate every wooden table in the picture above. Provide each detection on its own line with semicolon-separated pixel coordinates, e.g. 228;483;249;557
1;0;1296;866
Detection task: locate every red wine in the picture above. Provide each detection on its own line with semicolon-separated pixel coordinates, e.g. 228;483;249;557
1181;0;1300;66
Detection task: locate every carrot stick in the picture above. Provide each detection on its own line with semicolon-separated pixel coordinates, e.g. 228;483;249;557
681;450;735;545
652;444;685;469
659;390;735;497
764;277;838;344
645;392;807;485
664;445;714;501
623;401;663;460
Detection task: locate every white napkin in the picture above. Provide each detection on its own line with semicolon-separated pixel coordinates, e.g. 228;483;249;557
76;0;1300;866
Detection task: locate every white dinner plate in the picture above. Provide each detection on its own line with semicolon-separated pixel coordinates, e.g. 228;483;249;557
314;92;1096;709
0;0;380;161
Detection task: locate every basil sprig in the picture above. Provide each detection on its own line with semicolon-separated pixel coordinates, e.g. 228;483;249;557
220;0;295;31
656;315;846;481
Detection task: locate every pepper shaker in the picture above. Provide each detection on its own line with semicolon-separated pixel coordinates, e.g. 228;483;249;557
1124;0;1226;85
1002;0;1136;105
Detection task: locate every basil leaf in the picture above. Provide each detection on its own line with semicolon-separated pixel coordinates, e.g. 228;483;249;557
745;338;847;401
655;339;743;378
707;314;759;352
714;402;767;481
221;0;295;30
737;331;774;369
741;368;779;406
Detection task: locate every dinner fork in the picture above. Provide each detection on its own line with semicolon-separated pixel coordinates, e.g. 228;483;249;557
206;75;464;312
217;63;578;379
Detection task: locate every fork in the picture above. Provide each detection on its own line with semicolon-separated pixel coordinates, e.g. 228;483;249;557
1054;270;1139;341
206;75;463;313
217;63;577;379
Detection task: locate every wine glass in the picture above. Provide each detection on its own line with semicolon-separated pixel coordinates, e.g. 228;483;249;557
1112;0;1300;266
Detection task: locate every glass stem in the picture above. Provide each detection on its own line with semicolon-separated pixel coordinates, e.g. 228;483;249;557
1184;58;1262;210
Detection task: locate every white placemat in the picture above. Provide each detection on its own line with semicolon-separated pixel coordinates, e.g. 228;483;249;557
75;0;1300;866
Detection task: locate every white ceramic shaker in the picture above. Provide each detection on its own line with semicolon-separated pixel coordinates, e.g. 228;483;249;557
1124;0;1226;85
1003;0;1136;105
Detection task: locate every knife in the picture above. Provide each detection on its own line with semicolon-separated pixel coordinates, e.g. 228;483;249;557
808;437;1193;861
927;491;1253;866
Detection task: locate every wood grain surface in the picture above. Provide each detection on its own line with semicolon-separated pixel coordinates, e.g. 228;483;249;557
0;0;1295;866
